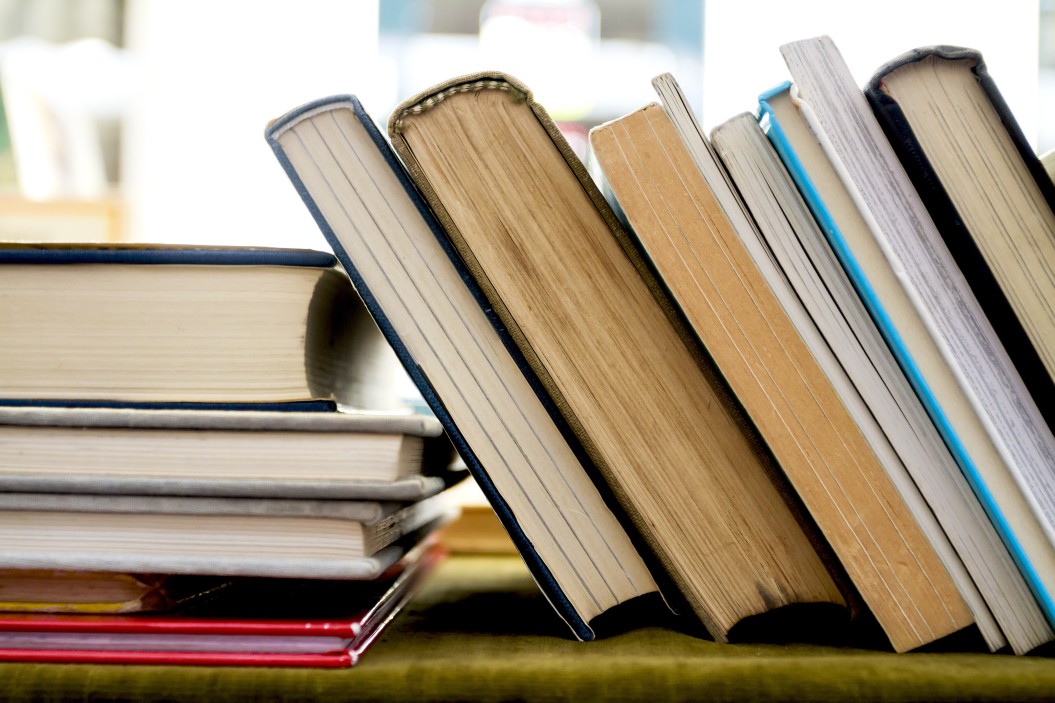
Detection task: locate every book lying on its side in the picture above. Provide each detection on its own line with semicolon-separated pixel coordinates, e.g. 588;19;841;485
0;541;444;668
0;570;231;615
388;71;846;645
0;405;460;500
267;95;658;642
0;491;456;579
717;105;1052;654
590;79;971;653
776;35;1055;642
0;243;405;410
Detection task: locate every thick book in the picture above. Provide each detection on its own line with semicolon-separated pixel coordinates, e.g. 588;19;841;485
590;84;971;653
774;36;1055;638
0;405;459;500
717;106;1053;654
865;46;1055;433
266;95;658;641
0;541;443;668
0;491;455;579
0;243;405;409
388;72;846;644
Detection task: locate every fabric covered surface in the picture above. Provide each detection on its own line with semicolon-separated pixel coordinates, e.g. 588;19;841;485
2;555;1054;702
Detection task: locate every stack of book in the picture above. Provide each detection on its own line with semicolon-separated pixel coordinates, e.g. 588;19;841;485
266;35;1055;656
0;243;463;666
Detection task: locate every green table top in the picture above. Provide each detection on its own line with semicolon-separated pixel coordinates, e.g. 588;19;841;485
3;554;1055;702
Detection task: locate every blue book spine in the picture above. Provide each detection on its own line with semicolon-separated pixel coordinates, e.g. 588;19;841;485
266;95;593;641
758;83;1055;626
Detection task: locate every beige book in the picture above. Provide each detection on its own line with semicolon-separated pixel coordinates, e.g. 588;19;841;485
389;72;845;643
589;101;972;653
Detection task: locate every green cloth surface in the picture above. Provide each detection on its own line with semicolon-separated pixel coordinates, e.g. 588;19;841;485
3;554;1054;702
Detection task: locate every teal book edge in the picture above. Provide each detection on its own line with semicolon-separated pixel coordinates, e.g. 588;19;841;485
757;81;1055;627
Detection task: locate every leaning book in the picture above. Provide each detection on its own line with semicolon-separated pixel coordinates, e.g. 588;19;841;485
388;71;846;644
266;95;658;641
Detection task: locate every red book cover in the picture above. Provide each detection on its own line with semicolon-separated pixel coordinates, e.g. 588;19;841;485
0;542;443;668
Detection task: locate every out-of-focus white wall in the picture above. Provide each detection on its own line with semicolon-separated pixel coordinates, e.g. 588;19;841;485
122;0;390;246
702;0;1040;144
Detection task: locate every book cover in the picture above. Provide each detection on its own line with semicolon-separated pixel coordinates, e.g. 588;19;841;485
865;45;1055;433
0;542;443;668
267;95;659;641
388;72;846;644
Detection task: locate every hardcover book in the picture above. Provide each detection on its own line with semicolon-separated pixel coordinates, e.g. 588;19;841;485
0;491;455;579
388;71;846;644
865;45;1055;432
0;405;459;500
0;243;405;409
0;542;443;668
266;95;658;641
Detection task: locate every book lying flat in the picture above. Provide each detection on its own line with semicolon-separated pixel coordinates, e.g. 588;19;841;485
719;106;1051;654
865;46;1055;433
0;243;405;409
0;541;443;668
266;95;657;641
0;405;460;500
0;570;231;615
388;72;845;644
0;492;456;579
590;81;971;653
775;36;1055;641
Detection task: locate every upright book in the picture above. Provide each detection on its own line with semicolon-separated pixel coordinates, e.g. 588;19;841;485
865;45;1055;432
589;80;971;653
0;244;404;409
266;95;658;641
0;541;443;668
776;35;1055;634
388;72;845;644
714;106;1052;653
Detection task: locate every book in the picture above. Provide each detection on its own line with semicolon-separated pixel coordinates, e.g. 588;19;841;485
0;570;230;615
589;82;971;653
387;72;846;645
0;491;455;579
865;46;1055;433
266;95;658;641
0;243;405;409
714;107;1053;654
0;405;459;500
774;36;1055;633
0;541;443;668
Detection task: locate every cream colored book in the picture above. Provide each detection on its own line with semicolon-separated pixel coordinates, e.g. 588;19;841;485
589;94;972;653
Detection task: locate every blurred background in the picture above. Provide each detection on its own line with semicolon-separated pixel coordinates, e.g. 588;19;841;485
0;0;1049;248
